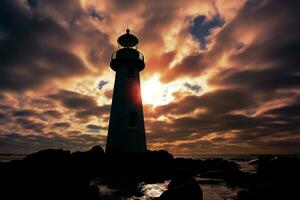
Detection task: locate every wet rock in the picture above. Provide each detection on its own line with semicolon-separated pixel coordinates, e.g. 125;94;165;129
157;177;203;200
199;159;252;187
237;156;300;200
72;145;106;176
0;148;100;200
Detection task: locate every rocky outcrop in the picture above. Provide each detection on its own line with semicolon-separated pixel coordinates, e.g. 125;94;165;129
0;147;101;200
1;147;298;200
237;156;300;200
157;177;203;200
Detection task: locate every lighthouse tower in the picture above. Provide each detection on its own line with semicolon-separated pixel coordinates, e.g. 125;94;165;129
106;29;147;154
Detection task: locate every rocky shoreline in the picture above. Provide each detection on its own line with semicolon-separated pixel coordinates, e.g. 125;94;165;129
0;146;299;200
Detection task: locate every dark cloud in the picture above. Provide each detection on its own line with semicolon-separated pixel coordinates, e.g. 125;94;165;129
86;124;104;133
52;122;71;129
48;90;97;110
0;0;113;92
75;105;111;119
147;106;300;154
209;0;300;93
27;0;38;8
86;124;103;130
184;83;202;93
0;112;6;119
262;103;300;118
227;0;300;67
42;110;63;119
155;89;253;116
0;132;105;154
97;80;109;90
13;110;37;117
0;0;85;91
110;0;143;11
161;0;300;83
210;66;300;93
146;88;300;154
0;112;10;125
161;53;207;83
16;118;45;133
88;8;105;21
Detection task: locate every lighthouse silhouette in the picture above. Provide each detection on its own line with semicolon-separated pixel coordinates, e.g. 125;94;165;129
106;29;147;154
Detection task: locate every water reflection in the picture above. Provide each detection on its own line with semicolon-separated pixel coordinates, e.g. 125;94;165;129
98;185;116;196
128;180;170;200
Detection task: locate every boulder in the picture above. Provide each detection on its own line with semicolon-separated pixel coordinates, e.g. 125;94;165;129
158;177;203;200
237;156;300;200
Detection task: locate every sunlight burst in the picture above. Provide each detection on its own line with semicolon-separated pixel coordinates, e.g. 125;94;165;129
141;75;174;106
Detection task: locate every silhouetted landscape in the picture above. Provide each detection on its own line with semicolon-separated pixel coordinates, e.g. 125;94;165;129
1;147;299;200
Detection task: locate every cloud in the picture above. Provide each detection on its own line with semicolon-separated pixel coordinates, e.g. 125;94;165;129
208;0;300;96
16;118;45;133
160;53;208;83
146;88;300;154
161;0;300;83
52;122;71;129
13;110;38;117
75;105;110;119
154;88;253;116
86;124;104;133
97;80;109;90
0;132;105;154
48;90;97;110
42;110;63;119
184;83;202;93
0;0;113;92
210;67;300;93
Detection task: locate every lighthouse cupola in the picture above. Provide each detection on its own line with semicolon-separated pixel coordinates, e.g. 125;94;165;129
110;29;145;71
117;29;138;48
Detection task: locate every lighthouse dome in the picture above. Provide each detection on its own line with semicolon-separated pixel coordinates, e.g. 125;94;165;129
117;29;139;48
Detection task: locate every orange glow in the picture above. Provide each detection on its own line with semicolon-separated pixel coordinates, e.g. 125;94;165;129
141;75;174;106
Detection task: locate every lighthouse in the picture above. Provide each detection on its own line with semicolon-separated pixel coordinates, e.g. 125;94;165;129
106;29;147;154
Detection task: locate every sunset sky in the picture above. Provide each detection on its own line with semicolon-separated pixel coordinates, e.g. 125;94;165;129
0;0;299;155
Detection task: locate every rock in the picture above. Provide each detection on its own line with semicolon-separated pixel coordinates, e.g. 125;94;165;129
199;159;252;187
71;145;106;176
90;145;105;153
237;156;300;200
0;148;99;200
24;148;71;164
157;177;203;200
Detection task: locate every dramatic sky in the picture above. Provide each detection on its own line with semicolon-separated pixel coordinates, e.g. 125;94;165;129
0;0;299;155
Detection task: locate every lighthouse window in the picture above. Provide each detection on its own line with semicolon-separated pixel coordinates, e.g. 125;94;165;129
129;111;137;127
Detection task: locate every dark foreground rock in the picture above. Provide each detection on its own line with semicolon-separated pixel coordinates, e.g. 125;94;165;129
237;156;300;200
0;148;99;199
0;147;175;199
0;147;299;200
157;176;203;200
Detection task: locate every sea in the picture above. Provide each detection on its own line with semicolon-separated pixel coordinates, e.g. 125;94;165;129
0;154;291;200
